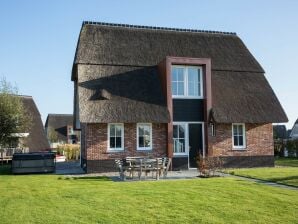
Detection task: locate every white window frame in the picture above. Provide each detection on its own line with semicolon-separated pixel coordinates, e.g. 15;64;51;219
232;123;246;149
171;65;203;99
173;122;205;169
137;123;152;151
107;123;124;151
173;123;188;156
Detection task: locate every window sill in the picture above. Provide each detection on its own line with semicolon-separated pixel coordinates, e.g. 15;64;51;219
137;148;152;151
172;96;204;99
107;149;124;153
232;147;247;151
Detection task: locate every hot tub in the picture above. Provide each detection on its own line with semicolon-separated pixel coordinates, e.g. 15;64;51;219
12;152;56;174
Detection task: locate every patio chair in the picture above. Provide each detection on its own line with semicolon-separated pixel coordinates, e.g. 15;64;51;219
160;157;172;178
124;157;143;179
115;159;127;181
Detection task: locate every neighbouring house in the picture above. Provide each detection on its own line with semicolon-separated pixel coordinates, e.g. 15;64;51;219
289;119;298;139
273;125;288;140
6;95;50;154
72;22;288;173
45;114;80;148
273;125;288;157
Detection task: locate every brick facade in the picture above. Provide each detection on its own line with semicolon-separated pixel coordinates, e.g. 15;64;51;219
81;122;274;172
82;123;167;172
208;123;273;157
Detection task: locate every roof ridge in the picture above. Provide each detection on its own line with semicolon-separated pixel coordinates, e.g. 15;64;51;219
82;21;237;36
10;94;33;98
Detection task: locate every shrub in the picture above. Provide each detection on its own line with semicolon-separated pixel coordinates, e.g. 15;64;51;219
274;139;286;157
196;154;223;177
56;144;80;160
286;139;298;157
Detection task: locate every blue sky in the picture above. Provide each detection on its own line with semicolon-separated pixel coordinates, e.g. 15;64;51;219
0;0;297;128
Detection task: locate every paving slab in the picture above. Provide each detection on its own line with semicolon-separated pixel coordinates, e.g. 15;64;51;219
222;173;298;191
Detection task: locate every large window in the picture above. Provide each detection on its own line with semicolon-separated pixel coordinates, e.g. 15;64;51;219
171;66;202;98
137;123;152;150
232;123;246;149
173;124;186;155
108;123;124;151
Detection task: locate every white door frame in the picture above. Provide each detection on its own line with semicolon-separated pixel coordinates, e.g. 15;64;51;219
173;122;205;169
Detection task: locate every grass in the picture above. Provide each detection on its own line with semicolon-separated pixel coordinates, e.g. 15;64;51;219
0;165;297;223
275;157;298;167
226;158;298;187
227;167;298;187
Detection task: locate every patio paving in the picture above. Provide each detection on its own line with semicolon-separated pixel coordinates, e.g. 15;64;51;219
55;164;297;190
56;161;205;180
56;164;297;190
55;161;84;175
64;168;215;181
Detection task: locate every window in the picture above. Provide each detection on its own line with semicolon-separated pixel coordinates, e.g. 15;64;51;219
173;124;187;155
171;66;202;98
137;123;152;150
68;126;74;135
232;123;246;149
108;123;124;151
172;67;185;96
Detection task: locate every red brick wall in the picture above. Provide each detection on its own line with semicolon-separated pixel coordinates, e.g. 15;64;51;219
208;123;273;157
84;123;167;161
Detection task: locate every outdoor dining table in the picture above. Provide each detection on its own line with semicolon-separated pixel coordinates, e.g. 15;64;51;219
127;157;160;180
116;157;171;181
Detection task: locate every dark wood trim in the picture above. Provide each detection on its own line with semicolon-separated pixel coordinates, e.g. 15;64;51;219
158;59;173;158
166;58;174;158
166;56;212;113
158;56;212;158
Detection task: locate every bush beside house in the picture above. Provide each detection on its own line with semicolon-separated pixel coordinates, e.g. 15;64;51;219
56;144;80;161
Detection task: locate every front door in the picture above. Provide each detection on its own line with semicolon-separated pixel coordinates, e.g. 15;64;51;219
188;123;203;168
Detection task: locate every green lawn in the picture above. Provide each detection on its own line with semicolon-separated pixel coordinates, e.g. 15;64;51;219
226;158;298;188
275;157;298;167
227;167;298;188
0;166;297;223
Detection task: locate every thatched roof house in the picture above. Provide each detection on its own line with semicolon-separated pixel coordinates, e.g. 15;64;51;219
20;95;50;151
45;114;80;146
72;22;287;173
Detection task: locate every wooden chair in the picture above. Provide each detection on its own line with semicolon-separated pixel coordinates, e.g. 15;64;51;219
124;157;144;179
159;157;172;178
115;159;126;181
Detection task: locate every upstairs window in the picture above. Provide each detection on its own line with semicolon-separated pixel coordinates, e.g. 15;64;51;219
171;66;203;98
232;123;246;149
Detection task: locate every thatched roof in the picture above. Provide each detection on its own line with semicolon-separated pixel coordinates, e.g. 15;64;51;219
211;71;287;123
45;114;74;142
72;22;264;79
77;65;170;123
20;96;50;151
72;22;287;124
